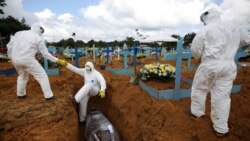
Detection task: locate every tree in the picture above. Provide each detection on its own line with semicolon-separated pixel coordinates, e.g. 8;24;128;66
21;18;26;24
0;16;30;44
75;40;85;47
87;39;95;47
65;38;75;48
56;39;66;48
183;32;196;47
0;0;6;14
125;37;135;48
162;41;176;50
171;34;182;40
96;40;105;48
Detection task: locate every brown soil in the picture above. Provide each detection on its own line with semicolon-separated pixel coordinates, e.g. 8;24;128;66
0;55;250;141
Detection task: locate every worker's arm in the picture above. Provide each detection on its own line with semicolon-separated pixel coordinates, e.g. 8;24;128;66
96;71;106;91
37;39;58;62
66;63;85;77
191;32;205;59
96;71;106;98
6;35;15;59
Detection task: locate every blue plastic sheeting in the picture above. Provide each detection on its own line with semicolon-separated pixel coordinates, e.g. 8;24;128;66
0;68;17;75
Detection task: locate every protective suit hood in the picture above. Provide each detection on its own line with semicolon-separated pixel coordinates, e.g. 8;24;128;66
200;8;221;25
85;61;95;71
31;24;44;35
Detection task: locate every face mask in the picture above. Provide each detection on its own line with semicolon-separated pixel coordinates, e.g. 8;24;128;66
200;11;209;26
86;65;91;72
40;27;44;35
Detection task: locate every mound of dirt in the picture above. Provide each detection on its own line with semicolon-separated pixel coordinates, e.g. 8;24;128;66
0;62;79;141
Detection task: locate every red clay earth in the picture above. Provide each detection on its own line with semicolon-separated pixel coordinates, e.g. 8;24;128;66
0;55;250;141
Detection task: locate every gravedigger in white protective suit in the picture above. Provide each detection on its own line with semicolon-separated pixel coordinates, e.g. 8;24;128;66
7;24;68;100
190;8;250;137
67;61;106;123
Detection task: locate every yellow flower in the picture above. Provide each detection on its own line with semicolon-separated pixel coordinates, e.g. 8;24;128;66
154;69;158;74
169;65;175;72
159;64;165;69
162;69;166;74
140;63;175;80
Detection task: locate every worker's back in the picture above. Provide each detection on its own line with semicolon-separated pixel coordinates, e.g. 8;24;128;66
201;21;241;62
11;30;42;61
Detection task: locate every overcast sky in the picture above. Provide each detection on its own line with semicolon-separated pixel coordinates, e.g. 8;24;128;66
1;0;250;42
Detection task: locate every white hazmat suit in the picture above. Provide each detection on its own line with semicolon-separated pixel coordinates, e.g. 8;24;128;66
190;8;249;134
67;61;106;122
7;24;59;99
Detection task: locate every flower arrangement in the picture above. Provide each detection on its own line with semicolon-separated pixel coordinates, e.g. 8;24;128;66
140;63;175;81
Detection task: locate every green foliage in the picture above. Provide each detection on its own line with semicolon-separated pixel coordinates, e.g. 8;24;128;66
45;32;195;51
96;40;105;47
158;34;181;50
87;39;95;47
162;42;176;50
110;40;124;47
125;37;135;48
0;0;6;14
66;38;75;48
48;38;86;48
52;39;66;47
183;32;196;47
75;40;85;47
0;16;30;44
171;34;181;40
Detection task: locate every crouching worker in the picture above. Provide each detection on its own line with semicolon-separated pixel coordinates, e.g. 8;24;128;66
66;61;106;123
